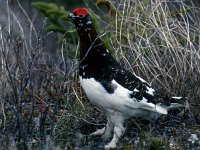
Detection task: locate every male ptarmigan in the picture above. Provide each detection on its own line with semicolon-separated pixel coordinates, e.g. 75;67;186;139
68;8;186;149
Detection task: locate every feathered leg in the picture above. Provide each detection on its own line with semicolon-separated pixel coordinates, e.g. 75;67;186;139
91;117;113;139
105;113;125;149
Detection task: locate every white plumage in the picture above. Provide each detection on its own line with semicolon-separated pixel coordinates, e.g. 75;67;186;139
79;76;174;149
80;77;167;116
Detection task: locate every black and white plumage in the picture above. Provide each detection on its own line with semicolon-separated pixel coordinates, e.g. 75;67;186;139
69;8;186;149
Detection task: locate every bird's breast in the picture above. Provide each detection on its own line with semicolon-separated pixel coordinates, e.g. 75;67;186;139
79;76;136;112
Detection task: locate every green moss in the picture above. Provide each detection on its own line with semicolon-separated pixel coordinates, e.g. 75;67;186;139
150;137;165;150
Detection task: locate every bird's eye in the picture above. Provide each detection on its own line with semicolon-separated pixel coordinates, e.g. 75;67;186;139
78;14;84;18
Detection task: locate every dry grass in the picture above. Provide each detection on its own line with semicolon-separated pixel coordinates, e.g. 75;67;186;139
108;0;200;100
0;0;199;149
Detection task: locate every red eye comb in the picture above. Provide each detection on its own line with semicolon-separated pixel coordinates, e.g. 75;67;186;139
73;8;88;16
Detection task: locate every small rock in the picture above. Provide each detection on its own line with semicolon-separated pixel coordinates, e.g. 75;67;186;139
188;134;199;143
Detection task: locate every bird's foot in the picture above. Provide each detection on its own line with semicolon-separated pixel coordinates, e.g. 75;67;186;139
104;141;117;149
90;127;105;136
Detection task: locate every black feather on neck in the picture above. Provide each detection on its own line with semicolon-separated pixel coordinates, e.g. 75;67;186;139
77;23;117;80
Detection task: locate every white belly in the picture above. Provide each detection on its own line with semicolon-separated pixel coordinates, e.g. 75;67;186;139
79;76;167;119
79;76;136;113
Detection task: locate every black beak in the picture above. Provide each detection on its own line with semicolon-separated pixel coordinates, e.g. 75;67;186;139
68;13;75;20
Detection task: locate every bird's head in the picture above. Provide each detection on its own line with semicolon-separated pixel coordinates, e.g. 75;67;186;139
68;8;93;32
